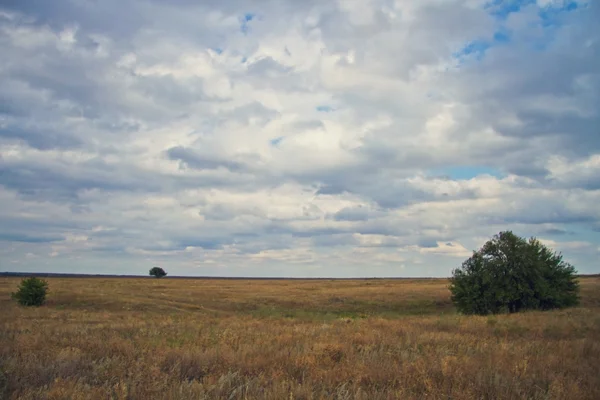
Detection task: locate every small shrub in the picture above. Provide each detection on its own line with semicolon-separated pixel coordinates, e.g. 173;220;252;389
149;267;167;278
11;277;49;306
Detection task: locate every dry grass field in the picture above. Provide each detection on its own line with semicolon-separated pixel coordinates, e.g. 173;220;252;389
1;276;599;400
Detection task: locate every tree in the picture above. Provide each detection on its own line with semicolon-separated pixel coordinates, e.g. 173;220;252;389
149;267;167;278
12;277;49;306
450;231;579;315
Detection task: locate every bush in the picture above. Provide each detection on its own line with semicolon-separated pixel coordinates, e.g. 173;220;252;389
11;277;49;306
149;267;167;278
450;231;579;315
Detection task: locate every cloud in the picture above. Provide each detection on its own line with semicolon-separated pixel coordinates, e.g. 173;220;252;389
416;241;472;258
0;232;64;243
332;205;371;221
0;0;598;276
166;146;247;172
538;227;570;235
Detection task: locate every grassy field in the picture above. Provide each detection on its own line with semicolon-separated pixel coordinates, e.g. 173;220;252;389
1;276;599;399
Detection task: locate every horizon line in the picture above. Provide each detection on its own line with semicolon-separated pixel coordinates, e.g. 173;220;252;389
1;271;598;280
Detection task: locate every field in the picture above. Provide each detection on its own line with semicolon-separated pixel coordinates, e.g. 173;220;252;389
1;276;599;400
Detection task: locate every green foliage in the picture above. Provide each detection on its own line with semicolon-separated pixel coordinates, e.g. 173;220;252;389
11;277;49;307
149;267;167;278
450;231;579;315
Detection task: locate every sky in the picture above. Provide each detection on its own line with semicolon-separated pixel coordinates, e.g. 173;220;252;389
0;0;599;277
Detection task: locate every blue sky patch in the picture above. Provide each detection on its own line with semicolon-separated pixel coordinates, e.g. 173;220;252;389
493;30;510;43
539;1;580;27
316;105;334;112
454;40;491;62
240;13;255;34
270;136;284;147
430;166;504;180
454;28;511;63
485;0;536;20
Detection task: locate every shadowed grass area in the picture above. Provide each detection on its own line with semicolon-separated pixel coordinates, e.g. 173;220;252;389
1;276;599;399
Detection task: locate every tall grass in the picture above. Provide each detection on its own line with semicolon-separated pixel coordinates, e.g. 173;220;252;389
1;276;599;399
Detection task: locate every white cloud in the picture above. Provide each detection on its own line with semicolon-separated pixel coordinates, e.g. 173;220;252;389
416;242;471;258
0;0;598;276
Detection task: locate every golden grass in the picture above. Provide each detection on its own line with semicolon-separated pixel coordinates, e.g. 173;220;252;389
1;276;599;399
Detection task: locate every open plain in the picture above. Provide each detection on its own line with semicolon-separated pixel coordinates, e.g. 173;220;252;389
1;276;599;399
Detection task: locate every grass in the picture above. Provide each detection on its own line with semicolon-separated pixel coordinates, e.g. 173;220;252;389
1;276;599;399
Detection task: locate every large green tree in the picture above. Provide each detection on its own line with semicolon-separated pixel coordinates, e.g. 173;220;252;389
450;231;579;315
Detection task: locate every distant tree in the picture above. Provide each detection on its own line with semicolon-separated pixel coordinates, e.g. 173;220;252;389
149;267;167;278
12;277;49;306
450;231;579;315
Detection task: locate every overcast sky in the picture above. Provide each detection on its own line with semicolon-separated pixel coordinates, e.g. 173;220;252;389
1;0;598;277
